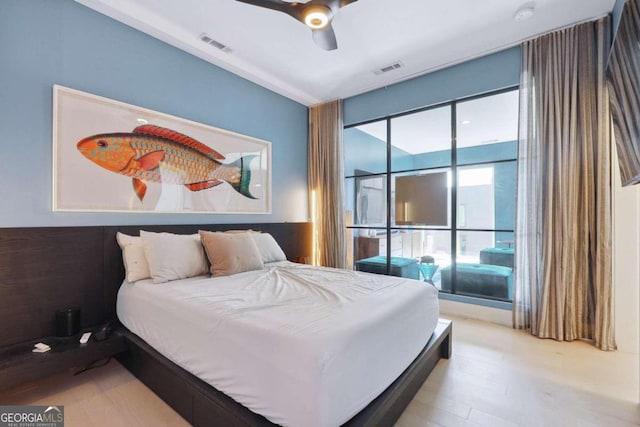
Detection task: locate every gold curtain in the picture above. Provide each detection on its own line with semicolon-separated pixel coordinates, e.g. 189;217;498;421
514;17;616;350
308;100;347;268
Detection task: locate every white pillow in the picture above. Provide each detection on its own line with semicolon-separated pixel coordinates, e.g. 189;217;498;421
116;232;150;283
251;233;287;263
140;231;208;283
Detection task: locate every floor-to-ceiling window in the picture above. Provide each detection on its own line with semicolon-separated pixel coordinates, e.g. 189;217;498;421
344;88;518;302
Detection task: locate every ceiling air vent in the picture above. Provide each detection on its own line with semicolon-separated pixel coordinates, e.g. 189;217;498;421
373;61;404;75
199;33;232;53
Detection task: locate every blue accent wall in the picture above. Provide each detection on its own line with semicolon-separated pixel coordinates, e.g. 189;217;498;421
344;47;521;126
0;0;308;227
344;128;413;176
494;159;517;230
344;128;388;176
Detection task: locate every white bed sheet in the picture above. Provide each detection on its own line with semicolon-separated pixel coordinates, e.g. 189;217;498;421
117;261;439;427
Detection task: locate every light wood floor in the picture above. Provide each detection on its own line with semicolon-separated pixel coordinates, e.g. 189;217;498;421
397;315;639;427
1;315;638;426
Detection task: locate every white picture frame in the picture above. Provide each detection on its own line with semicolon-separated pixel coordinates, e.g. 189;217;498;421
53;85;271;214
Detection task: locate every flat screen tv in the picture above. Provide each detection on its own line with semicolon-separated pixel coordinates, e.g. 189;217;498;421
608;0;640;186
395;172;448;226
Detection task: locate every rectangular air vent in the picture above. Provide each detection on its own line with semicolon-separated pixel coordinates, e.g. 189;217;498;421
199;33;232;53
373;61;404;75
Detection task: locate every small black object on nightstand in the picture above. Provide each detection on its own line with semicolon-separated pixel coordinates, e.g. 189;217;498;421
55;307;81;337
93;321;114;341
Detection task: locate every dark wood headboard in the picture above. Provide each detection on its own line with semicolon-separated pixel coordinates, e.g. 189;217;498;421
0;222;312;348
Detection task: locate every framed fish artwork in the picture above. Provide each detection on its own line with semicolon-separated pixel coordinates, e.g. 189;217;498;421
53;85;271;214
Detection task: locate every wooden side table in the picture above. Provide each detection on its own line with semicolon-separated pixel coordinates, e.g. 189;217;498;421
0;329;127;392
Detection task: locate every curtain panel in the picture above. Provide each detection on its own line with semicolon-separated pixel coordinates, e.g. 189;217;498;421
309;100;347;268
514;17;616;350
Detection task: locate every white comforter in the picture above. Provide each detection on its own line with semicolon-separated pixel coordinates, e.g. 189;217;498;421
117;261;439;427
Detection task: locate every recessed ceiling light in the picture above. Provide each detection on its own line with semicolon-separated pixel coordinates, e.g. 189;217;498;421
514;3;535;22
461;120;471;125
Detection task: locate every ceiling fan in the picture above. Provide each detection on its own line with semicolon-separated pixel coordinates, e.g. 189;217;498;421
235;0;358;51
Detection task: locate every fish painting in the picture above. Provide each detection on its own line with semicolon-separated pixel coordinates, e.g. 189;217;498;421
76;125;256;202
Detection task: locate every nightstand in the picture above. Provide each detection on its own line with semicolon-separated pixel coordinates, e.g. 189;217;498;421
0;328;127;392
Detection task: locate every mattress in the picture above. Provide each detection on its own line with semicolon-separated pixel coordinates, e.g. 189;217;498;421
117;261;439;427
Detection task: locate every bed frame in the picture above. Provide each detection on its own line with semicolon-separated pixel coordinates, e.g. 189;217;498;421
117;320;451;427
0;222;452;426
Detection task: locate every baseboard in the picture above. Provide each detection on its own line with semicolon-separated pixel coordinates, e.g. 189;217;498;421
439;299;512;327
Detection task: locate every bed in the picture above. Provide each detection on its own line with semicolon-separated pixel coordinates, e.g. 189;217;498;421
117;260;441;426
104;224;451;426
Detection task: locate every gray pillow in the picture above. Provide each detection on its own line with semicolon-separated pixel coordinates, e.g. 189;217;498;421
199;230;265;277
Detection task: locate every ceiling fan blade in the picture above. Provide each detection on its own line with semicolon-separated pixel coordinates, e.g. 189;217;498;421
235;0;303;20
312;24;338;51
339;0;358;7
237;0;348;51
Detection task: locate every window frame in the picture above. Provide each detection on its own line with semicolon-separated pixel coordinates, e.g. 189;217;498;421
344;85;519;302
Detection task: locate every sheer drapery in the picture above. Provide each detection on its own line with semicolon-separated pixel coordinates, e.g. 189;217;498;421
513;43;542;335
309;100;347;268
513;17;616;350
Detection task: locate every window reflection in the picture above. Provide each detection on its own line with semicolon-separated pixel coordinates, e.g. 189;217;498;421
355;175;385;226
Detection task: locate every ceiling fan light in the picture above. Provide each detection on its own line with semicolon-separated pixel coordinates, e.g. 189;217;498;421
304;7;330;29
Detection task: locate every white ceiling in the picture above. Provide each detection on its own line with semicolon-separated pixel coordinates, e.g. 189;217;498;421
75;0;615;106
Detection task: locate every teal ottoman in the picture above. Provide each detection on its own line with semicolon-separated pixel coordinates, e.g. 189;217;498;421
441;263;513;300
479;248;514;269
355;256;420;280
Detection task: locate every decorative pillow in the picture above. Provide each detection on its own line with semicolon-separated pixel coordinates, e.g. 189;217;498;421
140;231;208;284
251;233;287;263
199;230;264;277
116;232;151;283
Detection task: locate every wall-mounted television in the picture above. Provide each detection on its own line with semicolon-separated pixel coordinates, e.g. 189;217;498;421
395;172;448;226
608;0;640;186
